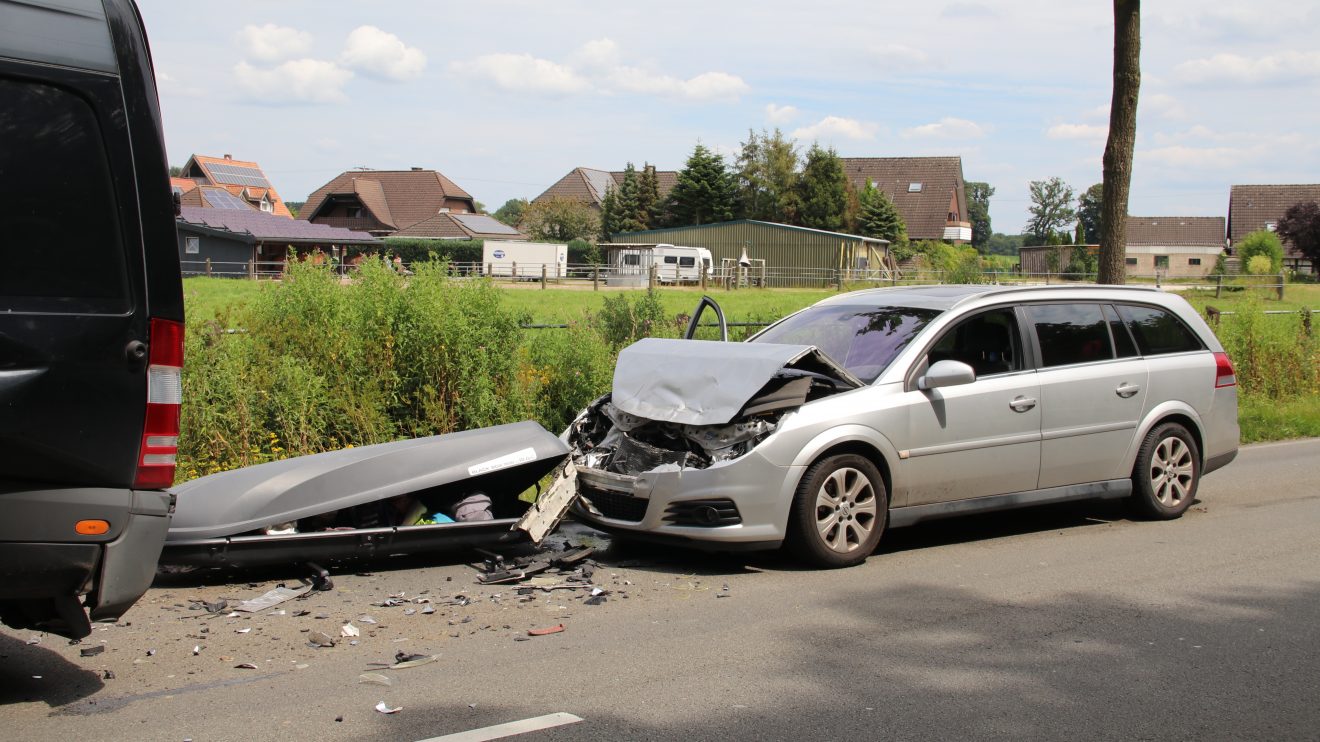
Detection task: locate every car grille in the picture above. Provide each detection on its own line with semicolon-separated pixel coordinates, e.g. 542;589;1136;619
662;499;742;527
581;489;649;522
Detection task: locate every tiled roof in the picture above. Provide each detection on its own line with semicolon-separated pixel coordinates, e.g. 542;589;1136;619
170;177;198;194
840;157;967;240
533;166;678;207
184;154;293;218
179;206;380;244
300;169;477;231
1126;217;1225;247
1228;184;1320;257
393;212;527;240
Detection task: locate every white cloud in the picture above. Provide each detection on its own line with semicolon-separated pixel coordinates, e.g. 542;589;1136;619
237;24;313;64
765;103;798;123
1142;145;1252;170
340;26;426;81
1143;93;1187;120
792;116;880;142
1046;123;1108;141
902;117;987;139
451;53;590;95
451;39;747;102
869;43;931;70
1174;51;1320;85
233;59;352;104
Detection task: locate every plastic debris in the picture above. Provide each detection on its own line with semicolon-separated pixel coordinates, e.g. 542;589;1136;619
392;652;438;669
146;648;157;656
102;670;116;680
421;605;435;615
235;583;313;613
192;645;202;655
79;645;105;657
308;631;336;648
357;615;378;624
527;624;565;637
234;663;258;670
375;702;402;715
235;628;252;634
359;673;393;687
341;623;360;638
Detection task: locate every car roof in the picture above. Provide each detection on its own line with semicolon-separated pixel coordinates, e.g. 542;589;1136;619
814;284;1168;312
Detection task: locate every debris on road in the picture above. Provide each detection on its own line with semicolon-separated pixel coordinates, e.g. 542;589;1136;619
79;645;105;657
527;624;565;637
375;701;402;715
234;583;313;613
308;631;336;648
341;623;360;638
359;673;393;687
234;663;258;670
391;652;438;669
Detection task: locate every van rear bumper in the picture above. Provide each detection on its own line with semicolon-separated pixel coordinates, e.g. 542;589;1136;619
0;488;172;638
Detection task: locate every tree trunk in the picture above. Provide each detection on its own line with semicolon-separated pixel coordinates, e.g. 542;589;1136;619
1098;0;1140;285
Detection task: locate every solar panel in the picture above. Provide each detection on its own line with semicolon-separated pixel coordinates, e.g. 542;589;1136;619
453;214;520;235
206;162;269;188
201;188;254;210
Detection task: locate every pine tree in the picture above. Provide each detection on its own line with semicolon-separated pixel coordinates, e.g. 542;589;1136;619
797;143;848;232
637;163;661;229
734;129;800;223
614;163;646;233
599;185;620;238
666;143;736;227
858;181;907;245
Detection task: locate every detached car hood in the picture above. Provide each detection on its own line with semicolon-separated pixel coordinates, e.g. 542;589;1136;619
611;338;861;426
169;420;569;540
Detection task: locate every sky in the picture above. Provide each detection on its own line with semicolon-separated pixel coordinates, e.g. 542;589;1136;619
138;0;1320;234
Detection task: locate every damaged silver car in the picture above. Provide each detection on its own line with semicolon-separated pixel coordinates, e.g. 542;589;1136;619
567;286;1239;567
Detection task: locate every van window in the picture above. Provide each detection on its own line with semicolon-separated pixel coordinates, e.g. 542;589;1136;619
679;256;695;267
1026;304;1113;367
663;256;678;264
1117;304;1204;355
0;77;128;313
623;254;640;266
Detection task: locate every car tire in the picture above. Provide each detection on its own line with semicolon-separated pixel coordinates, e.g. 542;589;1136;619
1130;422;1200;520
787;454;887;568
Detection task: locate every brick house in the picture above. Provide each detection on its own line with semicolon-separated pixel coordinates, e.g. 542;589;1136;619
1019;216;1226;277
1228;184;1319;273
840;157;971;243
298;168;522;239
174;154;292;217
532;166;678;210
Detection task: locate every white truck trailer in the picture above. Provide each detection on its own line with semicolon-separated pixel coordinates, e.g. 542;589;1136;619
483;240;567;279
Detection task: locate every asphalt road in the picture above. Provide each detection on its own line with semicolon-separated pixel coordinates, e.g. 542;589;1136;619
3;438;1318;741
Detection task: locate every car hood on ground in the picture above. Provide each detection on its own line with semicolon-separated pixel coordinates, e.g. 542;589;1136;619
611;338;862;426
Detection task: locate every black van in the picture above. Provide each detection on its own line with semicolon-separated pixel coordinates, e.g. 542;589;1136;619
0;0;182;638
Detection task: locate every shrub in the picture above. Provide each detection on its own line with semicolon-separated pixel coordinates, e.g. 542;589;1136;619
1246;255;1273;276
1236;230;1284;274
593;289;672;348
1214;296;1319;399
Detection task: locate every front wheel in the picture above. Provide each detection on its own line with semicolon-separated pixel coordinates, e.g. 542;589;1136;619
786;454;887;568
1130;422;1200;520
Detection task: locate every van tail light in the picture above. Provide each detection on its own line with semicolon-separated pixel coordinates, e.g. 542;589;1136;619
1213;352;1236;389
134;318;184;489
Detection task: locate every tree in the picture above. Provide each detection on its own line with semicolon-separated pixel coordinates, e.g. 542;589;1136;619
665;143;736;226
169;165;183;177
986;232;1024;257
857;180;907;244
613;163;647;233
797;143;849;232
1236;230;1285;274
637;163;662;228
1099;0;1141;285
734;128;801;223
519;197;599;242
493;198;528;227
966;181;995;251
1077;183;1104;244
1026;177;1077;243
1276;200;1320;269
598;186;620;238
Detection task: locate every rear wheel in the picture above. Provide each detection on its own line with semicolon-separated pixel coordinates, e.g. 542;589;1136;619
787;454;887;568
1130;422;1200;520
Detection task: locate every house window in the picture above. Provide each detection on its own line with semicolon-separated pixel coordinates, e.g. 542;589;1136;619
908;182;923;192
1154;256;1170;269
1265;221;1277;232
347;206;363;218
260;199;272;213
622;254;641;266
1125;257;1138;266
185;236;200;254
1188;258;1201;266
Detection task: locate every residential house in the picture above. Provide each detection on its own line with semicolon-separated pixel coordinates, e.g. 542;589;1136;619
840;156;970;243
174;153;292;217
1228;184;1319;273
177;206;379;276
1018;216;1226;277
532;166;679;210
297;167;517;239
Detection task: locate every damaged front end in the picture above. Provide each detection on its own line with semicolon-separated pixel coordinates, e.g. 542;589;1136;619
566;337;860;527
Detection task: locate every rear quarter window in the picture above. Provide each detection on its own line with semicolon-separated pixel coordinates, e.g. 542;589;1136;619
1118;304;1205;355
0;76;128;313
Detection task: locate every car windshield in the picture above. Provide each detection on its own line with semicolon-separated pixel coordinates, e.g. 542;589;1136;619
750;305;942;383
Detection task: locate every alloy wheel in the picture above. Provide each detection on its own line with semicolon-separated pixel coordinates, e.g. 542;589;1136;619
815;467;878;553
1149;435;1195;507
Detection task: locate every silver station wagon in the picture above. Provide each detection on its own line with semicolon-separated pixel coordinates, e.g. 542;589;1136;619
566;285;1239;567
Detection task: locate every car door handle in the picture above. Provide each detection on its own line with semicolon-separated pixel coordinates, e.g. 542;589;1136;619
1009;396;1037;412
1115;383;1141;398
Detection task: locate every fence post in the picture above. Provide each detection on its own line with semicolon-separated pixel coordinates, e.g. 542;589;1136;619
1303;308;1313;337
541;264;547;289
593;263;600;291
1278;272;1285;301
648;263;656;288
835;269;843;292
512;261;518;282
248;258;255;280
1216;274;1223;299
700;266;707;291
486;262;493;278
205;258;212;277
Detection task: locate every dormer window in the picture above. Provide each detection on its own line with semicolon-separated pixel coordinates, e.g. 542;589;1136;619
908;182;923;192
260;197;272;213
347;206;363;218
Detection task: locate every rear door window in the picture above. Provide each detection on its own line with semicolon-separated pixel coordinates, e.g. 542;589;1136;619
1025;304;1113;367
0;77;128;313
1104;304;1139;358
1117;304;1204;355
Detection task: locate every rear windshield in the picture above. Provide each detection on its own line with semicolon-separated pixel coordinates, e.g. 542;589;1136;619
0;77;129;313
751;305;941;383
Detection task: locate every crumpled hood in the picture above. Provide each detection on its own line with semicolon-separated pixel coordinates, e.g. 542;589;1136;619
611;338;861;426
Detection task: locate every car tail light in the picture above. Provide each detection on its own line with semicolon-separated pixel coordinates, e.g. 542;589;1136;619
134;318;184;489
1213;351;1236;389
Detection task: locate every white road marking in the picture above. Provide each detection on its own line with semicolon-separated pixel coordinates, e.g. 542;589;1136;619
417;712;584;742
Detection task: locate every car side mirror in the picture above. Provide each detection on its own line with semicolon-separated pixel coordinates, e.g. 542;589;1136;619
918;360;976;391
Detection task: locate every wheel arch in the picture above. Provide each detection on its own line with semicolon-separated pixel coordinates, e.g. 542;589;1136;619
788;425;898;503
1127;403;1206;473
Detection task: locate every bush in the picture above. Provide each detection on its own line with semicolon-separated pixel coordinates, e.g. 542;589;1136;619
1246;255;1273;276
593;289;674;348
1214;297;1319;399
1236;230;1284;274
379;238;483;265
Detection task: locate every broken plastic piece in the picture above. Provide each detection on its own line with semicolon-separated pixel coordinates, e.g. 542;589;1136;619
234;663;258;670
235;583;313;613
375;702;402;715
308;631;336;648
341;623;360;638
79;645;105;657
527;624;565;637
359;673;393;687
392;652;438;669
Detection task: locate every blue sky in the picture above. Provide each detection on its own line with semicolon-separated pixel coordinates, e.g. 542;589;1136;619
139;0;1320;233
